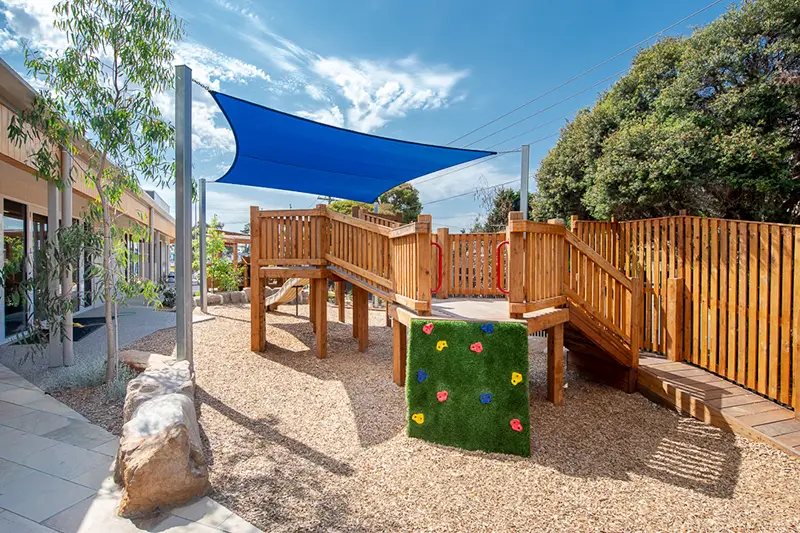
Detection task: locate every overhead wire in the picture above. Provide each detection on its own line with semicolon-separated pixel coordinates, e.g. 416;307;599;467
463;68;627;148
447;0;727;147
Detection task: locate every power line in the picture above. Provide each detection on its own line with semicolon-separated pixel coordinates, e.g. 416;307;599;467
485;113;573;150
447;0;727;147
463;69;627;148
425;179;518;206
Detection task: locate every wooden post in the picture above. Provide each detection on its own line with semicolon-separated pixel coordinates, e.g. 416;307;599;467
436;227;450;299
249;207;264;351
679;209;688;216
630;277;643;369
336;281;345;323
353;285;369;352
352;286;360;339
313;278;327;358
508;211;524;319
232;242;238;264
352;205;361;219
547;323;564;406
570;215;578;231
666;277;684;362
385;305;390;327
392;316;408;386
416;214;432;313
309;282;317;333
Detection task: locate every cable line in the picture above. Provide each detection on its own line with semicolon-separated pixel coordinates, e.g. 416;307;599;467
447;0;727;146
463;69;627;148
425;179;518;206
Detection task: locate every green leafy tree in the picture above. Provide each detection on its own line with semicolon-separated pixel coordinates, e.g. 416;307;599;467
8;0;184;384
533;0;800;223
193;216;243;292
329;183;423;223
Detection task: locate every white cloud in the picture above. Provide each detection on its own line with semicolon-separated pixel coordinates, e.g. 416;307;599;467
296;106;344;128
304;84;327;101
238;23;470;133
302;55;468;133
0;0;65;53
174;42;270;91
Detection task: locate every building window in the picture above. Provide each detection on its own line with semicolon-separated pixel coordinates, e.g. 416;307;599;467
4;200;28;337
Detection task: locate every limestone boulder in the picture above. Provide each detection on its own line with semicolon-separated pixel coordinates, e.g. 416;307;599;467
119;350;176;372
121;359;193;423
115;393;208;517
207;293;223;305
243;287;251;301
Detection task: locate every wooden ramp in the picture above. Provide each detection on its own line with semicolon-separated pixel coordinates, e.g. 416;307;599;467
638;354;800;458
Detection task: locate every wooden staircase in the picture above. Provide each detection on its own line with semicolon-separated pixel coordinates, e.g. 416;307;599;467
561;231;643;393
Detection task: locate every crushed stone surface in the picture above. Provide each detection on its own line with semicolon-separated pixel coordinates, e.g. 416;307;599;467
81;303;800;532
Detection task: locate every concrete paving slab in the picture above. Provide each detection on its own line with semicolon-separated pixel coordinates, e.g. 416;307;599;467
42;420;115;450
1;410;72;436
0;509;57;533
0;468;95;522
20;442;111;481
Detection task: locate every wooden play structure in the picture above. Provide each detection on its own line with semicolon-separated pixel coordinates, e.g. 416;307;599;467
248;205;800;451
249;204;643;407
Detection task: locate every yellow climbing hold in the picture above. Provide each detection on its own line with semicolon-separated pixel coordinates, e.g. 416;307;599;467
436;340;448;352
411;413;425;424
511;372;523;386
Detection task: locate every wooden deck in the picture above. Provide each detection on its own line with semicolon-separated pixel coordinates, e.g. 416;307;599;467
638;354;800;458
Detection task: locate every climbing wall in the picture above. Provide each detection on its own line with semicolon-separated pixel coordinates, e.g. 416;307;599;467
406;319;530;457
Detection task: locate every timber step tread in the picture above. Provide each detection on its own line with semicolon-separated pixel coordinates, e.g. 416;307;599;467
565;303;632;368
639;354;800;459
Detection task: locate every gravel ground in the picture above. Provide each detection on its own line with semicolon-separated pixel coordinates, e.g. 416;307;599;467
53;385;124;436
84;303;800;532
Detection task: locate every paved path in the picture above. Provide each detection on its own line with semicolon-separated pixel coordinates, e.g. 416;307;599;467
0;363;261;533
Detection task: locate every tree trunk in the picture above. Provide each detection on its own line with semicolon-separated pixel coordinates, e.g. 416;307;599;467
94;155;116;386
101;193;116;385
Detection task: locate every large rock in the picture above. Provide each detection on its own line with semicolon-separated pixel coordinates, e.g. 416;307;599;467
121;360;192;422
243;287;251;301
119;350;176;372
115;393;208;517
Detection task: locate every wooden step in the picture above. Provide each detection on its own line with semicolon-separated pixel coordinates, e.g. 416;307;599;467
566;301;632;367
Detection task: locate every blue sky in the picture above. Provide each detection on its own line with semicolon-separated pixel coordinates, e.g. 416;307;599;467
0;0;730;232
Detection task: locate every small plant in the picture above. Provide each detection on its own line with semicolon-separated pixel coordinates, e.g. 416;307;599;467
161;285;176;309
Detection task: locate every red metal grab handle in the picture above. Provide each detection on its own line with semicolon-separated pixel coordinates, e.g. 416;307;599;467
431;241;443;294
496;240;510;294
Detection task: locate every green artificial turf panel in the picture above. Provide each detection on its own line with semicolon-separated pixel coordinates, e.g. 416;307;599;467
406;319;530;457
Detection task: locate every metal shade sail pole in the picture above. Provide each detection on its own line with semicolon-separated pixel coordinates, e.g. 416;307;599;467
520;144;530;220
199;178;207;313
175;65;193;365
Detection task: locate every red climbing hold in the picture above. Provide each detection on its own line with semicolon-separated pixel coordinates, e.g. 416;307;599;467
510;419;523;432
437;390;449;402
470;342;483;353
422;323;434;335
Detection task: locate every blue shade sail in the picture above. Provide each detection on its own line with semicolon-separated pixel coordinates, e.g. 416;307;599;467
211;91;495;203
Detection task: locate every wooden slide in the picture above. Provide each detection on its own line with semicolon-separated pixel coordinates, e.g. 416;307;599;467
265;278;309;310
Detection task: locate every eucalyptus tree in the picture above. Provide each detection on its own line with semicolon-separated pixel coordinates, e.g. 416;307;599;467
8;0;184;384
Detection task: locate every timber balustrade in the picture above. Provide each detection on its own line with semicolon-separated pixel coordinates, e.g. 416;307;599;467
572;215;799;413
250;206;433;314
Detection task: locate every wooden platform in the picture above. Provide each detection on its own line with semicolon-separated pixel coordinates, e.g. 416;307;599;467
638;354;800;459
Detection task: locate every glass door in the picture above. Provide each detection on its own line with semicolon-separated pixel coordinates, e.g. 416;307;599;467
4;200;28;337
31;213;47;321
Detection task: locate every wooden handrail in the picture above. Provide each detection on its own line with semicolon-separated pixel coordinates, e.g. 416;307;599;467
565;231;632;291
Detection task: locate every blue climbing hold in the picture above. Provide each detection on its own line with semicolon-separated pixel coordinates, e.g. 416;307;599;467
417;370;428;383
480;393;492;404
481;323;494;334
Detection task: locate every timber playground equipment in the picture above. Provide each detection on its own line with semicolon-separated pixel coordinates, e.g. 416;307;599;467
250;205;800;450
248;205;644;408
